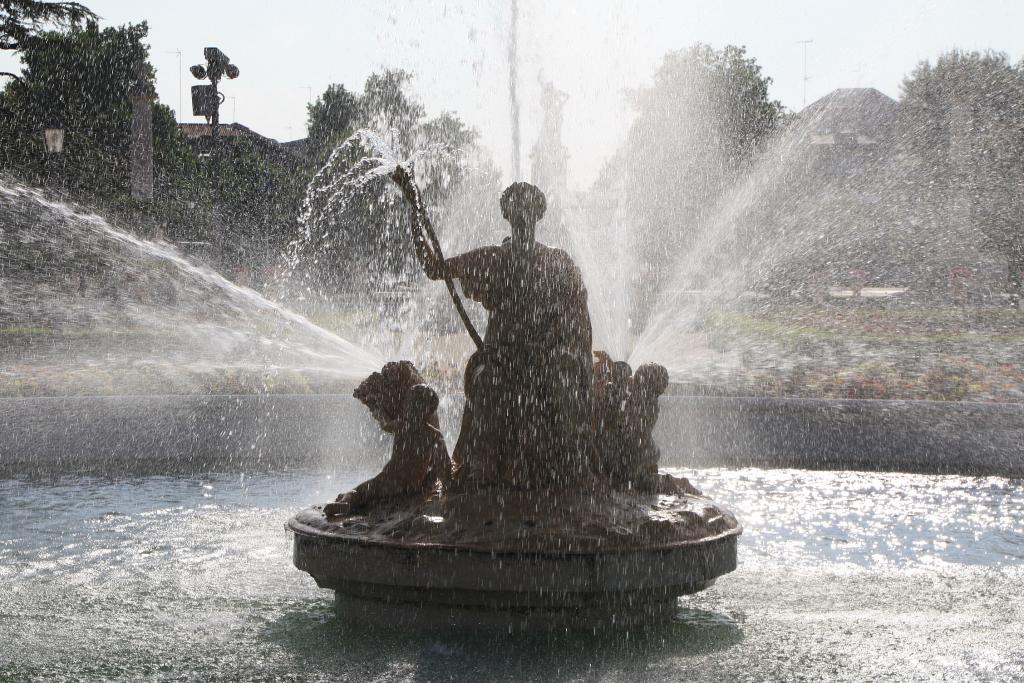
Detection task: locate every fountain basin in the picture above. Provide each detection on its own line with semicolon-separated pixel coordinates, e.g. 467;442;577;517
4;468;1021;679
289;490;741;630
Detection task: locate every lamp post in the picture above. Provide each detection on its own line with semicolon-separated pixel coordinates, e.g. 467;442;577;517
42;125;64;154
190;47;239;192
190;47;239;256
41;123;64;187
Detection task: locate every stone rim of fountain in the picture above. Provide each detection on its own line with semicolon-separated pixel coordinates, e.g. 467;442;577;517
289;492;741;630
288;502;743;554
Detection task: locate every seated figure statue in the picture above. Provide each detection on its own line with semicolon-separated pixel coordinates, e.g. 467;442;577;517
325;362;450;515
400;179;594;491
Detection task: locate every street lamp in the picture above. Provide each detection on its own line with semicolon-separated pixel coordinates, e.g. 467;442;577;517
190;47;239;157
42;125;64;154
190;47;239;257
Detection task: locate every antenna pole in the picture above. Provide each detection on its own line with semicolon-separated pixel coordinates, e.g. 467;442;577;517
166;49;182;119
797;39;813;107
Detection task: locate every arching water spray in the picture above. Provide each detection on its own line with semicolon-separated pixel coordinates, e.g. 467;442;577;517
623;103;840;372
0;180;382;393
292;129;500;390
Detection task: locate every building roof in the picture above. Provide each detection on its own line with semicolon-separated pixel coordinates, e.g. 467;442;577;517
178;122;272;142
177;123;310;162
280;137;310;158
799;88;899;138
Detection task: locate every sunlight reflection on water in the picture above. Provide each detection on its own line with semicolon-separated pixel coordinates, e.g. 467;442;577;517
1;468;1021;681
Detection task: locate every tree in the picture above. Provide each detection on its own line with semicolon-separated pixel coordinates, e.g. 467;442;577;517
0;20;221;251
609;44;783;285
0;0;94;78
1;20;154;194
0;15;318;275
215;133;308;266
412;110;478;197
296;72;484;295
634;44;781;169
306;83;360;167
359;69;424;156
899;50;1024;304
415;110;477;152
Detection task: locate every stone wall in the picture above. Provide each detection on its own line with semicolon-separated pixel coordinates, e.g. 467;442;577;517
2;394;1021;478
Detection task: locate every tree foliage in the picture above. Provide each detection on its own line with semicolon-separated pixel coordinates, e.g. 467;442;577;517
614;43;784;281
305;83;359;167
633;44;782;169
899;50;1024;299
360;69;425;155
0;18;308;270
0;19;219;240
0;0;94;53
298;71;484;292
0;20;155;195
215;134;308;265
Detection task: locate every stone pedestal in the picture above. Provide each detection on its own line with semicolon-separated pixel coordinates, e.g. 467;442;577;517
289;489;740;630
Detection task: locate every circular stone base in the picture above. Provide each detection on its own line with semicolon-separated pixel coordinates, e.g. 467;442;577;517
289;490;741;630
333;590;692;632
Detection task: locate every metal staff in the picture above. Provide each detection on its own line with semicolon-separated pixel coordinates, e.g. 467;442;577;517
390;165;484;350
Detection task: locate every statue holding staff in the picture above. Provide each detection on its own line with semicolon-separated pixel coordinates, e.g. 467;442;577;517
391;168;594;490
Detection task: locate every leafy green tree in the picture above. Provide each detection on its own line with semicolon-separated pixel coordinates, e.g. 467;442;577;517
359;68;424;156
611;43;783;285
413;110;478;197
899;50;1024;304
0;15;315;275
0;20;216;241
215;134;308;266
0;0;94;69
297;72;482;293
416;110;477;151
306;83;360;167
634;44;781;168
1;21;161;194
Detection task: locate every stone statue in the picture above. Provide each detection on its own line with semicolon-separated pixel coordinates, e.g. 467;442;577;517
324;362;450;515
335;176;697;507
591;354;701;495
352;361;437;433
290;170;742;627
591;351;631;478
620;362;670;491
398;176;594;491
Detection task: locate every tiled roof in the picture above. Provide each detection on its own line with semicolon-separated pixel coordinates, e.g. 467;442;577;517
800;88;899;136
178;122;267;141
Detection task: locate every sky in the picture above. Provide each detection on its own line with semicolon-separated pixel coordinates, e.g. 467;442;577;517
3;0;1023;188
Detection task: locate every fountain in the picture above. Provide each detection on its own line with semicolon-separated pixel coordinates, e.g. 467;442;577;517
289;165;741;629
4;3;1024;678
